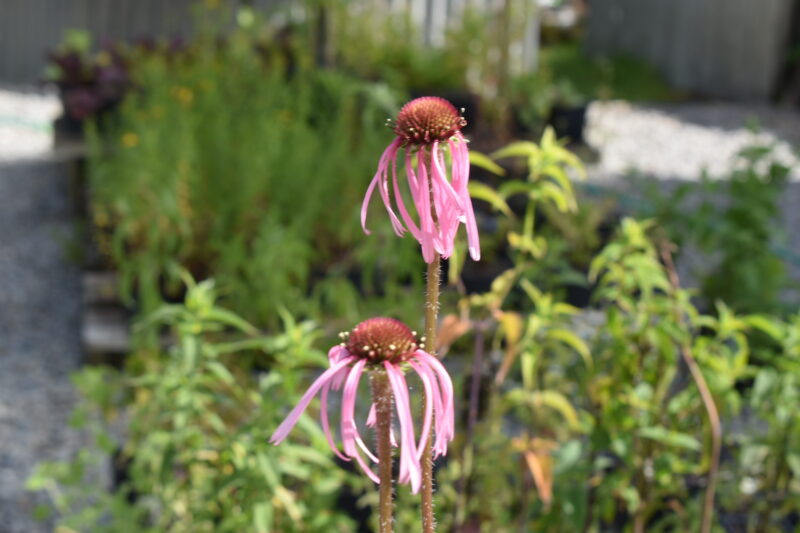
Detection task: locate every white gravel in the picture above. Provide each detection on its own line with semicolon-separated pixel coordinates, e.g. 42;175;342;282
0;85;60;162
583;100;800;292
0;158;89;532
0;87;87;533
585;100;800;183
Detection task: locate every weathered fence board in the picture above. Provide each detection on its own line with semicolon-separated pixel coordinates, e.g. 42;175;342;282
585;0;795;100
0;0;201;83
0;0;540;85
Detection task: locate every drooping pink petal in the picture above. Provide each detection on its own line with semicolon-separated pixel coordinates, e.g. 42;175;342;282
340;359;380;483
320;372;350;461
366;403;376;426
412;357;449;457
392;368;423;490
413;351;455;451
429;174;448;256
320;362;378;463
328;345;348;365
366;403;399;448
407;359;434;459
404;149;419;191
356;429;380;463
431;141;465;211
463;200;480;261
448;134;469;190
341;359;367;457
328;345;350;390
377;140;406;236
362;139;404;236
361;166;385;236
391;148;422;239
416;150;436;263
451;134;480;260
384;362;422;494
270;356;357;445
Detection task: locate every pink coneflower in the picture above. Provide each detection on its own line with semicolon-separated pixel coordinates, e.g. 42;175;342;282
269;317;455;494
362;97;480;263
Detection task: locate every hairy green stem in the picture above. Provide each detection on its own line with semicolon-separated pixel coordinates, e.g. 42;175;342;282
421;254;441;533
371;372;394;533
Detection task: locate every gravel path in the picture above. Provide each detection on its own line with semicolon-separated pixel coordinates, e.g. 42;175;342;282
0;156;85;531
584;100;800;287
585;100;800;183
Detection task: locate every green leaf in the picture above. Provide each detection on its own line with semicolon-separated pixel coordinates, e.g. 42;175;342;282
507;389;581;430
491;141;539;160
274;486;302;522
253;502;273;533
469;150;506;176
519;278;543;305
205;308;259;334
555;440;583;472
744;314;784;340
547;328;592;369
638;427;701;451
468;182;513;218
498;180;538;198
538;181;573;212
508;232;546;257
521;351;536;389
257;453;280;488
541;163;576;196
206;361;235;385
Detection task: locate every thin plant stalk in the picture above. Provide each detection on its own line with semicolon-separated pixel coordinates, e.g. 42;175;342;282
455;322;485;528
371;372;395;533
659;242;722;533
421;253;441;533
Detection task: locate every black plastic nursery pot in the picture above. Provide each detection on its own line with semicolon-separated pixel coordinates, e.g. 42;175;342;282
549;104;588;145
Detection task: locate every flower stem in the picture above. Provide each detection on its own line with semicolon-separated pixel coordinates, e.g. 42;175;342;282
371;371;394;533
421;253;441;533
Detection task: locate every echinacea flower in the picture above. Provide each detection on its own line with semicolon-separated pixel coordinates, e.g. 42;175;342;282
362;97;480;263
270;317;455;494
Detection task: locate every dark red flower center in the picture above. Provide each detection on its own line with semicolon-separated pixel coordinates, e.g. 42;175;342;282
394;96;466;145
345;317;421;364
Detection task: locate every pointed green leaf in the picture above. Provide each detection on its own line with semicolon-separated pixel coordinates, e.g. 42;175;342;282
491;141;539;160
469;150;506;176
469;182;513;218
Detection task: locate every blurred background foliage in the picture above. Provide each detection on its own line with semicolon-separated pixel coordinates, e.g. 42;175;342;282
29;1;800;532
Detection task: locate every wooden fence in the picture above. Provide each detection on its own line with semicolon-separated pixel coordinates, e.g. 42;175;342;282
585;0;796;100
0;0;198;83
0;0;540;85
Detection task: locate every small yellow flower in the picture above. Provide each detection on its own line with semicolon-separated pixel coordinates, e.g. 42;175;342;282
121;132;139;148
172;86;194;107
93;208;110;228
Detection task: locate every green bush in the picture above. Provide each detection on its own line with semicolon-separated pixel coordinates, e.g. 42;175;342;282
36;127;800;531
87;27;421;328
29;276;363;532
644;141;793;314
